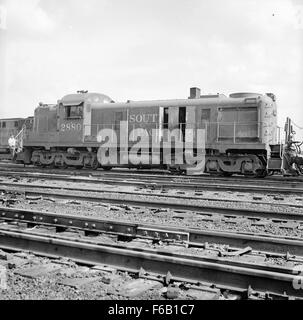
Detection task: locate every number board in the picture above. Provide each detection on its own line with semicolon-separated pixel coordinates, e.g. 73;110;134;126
60;122;82;132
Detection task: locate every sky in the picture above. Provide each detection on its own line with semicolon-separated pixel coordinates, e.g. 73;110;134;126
0;0;302;139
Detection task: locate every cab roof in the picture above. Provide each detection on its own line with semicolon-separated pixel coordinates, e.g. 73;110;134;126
58;92;113;106
0;118;23;121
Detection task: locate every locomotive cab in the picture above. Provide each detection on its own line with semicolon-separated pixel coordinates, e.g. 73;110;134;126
21;92;114;168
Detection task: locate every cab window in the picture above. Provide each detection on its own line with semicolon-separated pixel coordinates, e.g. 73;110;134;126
2;122;6;128
65;105;83;119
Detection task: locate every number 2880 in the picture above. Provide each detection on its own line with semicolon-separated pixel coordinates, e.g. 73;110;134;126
61;123;82;131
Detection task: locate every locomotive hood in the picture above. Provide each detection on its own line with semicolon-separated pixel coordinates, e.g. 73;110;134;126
58;92;113;106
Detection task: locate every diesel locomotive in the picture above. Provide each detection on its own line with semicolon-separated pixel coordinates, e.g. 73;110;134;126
1;87;301;176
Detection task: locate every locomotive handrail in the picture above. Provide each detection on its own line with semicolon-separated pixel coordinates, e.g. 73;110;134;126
82;121;264;146
83;121;262;129
15;125;25;140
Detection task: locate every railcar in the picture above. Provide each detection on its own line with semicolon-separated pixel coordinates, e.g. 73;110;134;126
14;88;278;177
0;118;27;160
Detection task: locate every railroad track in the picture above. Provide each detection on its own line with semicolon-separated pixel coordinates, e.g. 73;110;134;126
1;206;303;255
1;180;303;209
1;169;303;195
1;162;303;184
2;163;303;298
2;183;303;223
0;248;228;300
0;206;303;298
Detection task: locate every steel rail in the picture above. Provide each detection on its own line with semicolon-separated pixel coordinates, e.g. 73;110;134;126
1;206;303;255
1;181;303;209
5;185;303;222
0;227;301;297
1;162;303;184
1;165;303;188
1;169;303;194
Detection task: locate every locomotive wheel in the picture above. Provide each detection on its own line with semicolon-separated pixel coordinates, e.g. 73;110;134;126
91;160;100;170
